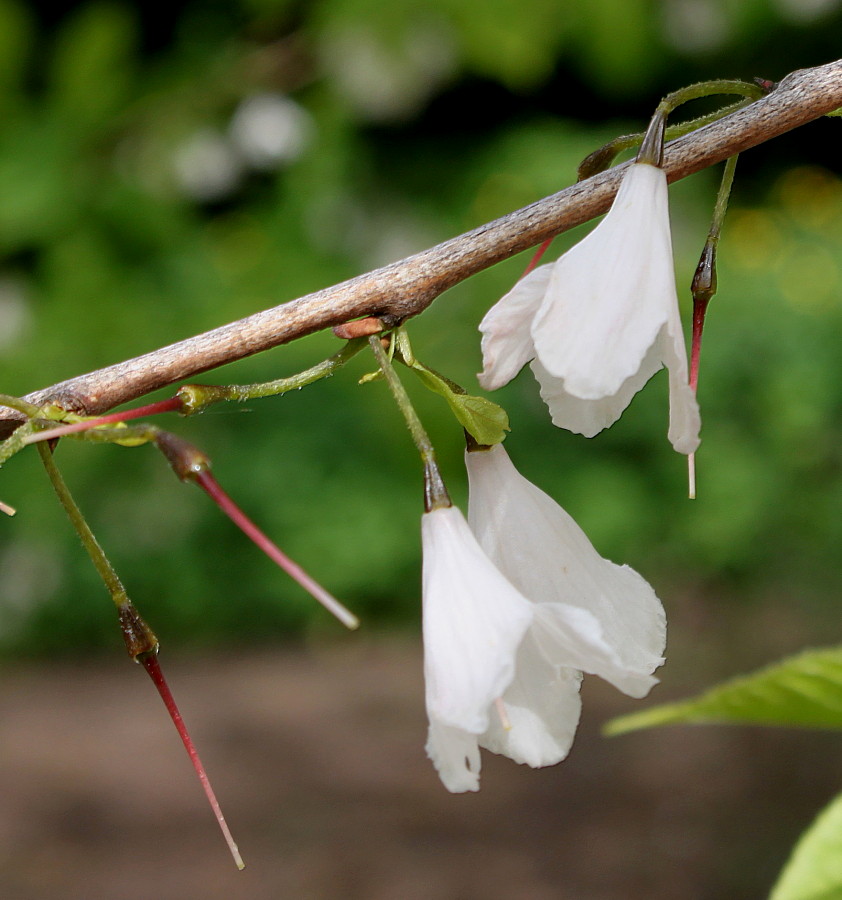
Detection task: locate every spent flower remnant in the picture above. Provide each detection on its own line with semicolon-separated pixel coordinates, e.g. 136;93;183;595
478;123;700;454
422;444;666;792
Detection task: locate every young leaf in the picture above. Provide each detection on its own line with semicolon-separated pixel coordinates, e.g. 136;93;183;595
769;790;842;900
408;363;510;445
605;645;842;736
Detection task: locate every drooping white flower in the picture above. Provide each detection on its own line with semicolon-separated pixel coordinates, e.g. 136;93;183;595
422;444;667;793
465;443;667;766
421;504;533;792
478;161;700;455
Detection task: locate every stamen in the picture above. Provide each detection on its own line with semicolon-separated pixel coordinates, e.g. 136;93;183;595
194;470;360;630
494;697;512;731
687;453;697;501
0;498;15;516
22;397;182;445
139;652;245;870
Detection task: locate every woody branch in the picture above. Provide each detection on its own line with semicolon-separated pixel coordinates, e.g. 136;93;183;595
1;58;840;439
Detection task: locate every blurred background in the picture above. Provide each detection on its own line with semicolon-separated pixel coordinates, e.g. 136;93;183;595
1;0;842;897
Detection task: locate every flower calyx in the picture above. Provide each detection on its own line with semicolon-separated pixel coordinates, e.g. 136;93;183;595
118;598;160;661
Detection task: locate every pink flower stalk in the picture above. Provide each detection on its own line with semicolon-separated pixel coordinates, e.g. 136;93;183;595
118;600;243;869
22;397;183;445
520;237;553;278
140;651;245;870
193;468;359;630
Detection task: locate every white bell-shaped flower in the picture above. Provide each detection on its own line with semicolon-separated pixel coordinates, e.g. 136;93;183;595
422;445;668;793
478;162;700;455
465;443;667;763
421;504;533;792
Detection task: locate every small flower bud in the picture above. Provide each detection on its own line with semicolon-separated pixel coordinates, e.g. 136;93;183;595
691;241;718;304
155;431;211;482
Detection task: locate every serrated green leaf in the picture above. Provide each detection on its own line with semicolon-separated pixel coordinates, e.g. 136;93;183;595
769;790;842;900
605;645;842;736
409;363;509;445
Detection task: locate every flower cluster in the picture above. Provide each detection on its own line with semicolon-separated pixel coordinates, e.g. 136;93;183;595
423;444;665;792
422;137;695;790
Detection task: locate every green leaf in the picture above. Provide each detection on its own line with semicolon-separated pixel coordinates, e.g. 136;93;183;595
605;645;842;736
408;363;509;446
769;790;842;900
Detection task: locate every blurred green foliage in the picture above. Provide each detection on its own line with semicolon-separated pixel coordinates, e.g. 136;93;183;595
2;0;842;655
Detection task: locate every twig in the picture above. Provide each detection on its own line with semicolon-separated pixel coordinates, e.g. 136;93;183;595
1;59;840;439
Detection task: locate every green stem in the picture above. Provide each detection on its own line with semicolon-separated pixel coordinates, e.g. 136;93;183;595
368;334;451;511
690;153;739;388
708;154;739;245
579;78;765;179
0;394;43;466
658;79;764;115
0;393;41;417
0;419;39;467
178;338;367;413
579;101;748;179
637;82;761;169
37;442;127;604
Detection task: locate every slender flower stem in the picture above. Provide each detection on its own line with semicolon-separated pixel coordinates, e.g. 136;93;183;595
139;651;245;870
658;79;765;117
521;238;553;277
578;99;752;179
687;154;739;499
193;469;359;630
0;394;43;467
37;442;127;602
0;419;39;466
21;341;367;445
0;393;41;417
0;498;16;516
177;338;367;412
38;439;245;868
22;398;182;445
368;334;451;511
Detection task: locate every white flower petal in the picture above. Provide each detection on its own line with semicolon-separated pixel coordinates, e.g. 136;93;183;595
531;342;662;437
425;719;481;793
480;630;583;767
422;506;533;734
477;263;552;390
659;314;702;454
530;603;659;698
530;164;677;400
466;444;665;695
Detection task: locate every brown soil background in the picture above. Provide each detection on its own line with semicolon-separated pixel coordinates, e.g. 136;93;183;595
1;618;839;900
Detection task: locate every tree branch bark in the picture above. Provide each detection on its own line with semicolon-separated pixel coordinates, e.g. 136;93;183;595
2;59;841;438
